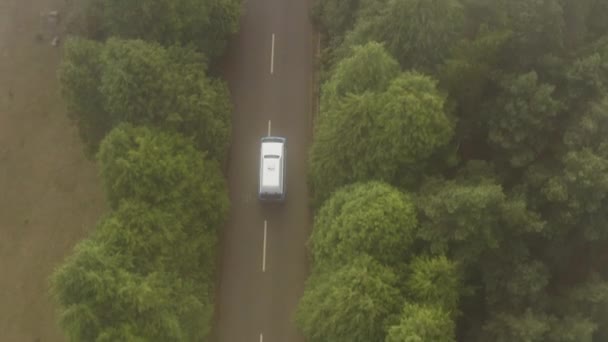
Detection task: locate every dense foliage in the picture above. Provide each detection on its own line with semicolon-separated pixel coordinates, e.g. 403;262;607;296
296;255;402;342
97;124;228;228
298;182;463;341
60;38;232;161
310;182;417;271
70;0;240;59
309;43;453;206
52;127;227;340
53;1;237;340
386;303;456;342
303;0;608;340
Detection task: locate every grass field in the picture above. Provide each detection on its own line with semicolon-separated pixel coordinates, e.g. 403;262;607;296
0;0;105;340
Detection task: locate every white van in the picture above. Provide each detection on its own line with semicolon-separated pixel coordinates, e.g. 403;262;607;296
259;136;286;201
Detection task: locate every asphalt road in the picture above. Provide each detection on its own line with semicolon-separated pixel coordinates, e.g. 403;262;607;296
213;0;313;339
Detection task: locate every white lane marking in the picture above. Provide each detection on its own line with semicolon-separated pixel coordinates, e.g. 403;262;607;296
260;333;264;342
270;33;275;74
262;220;268;272
267;120;272;136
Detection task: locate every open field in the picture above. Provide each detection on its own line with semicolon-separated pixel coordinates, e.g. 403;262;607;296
0;0;105;341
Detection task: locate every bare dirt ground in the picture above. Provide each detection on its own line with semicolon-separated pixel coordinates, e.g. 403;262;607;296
0;0;105;341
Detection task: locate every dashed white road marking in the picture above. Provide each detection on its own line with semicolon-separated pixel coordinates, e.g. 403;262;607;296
270;34;275;74
262;220;268;272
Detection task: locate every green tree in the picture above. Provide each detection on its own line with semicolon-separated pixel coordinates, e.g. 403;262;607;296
563;96;608;151
532;149;608;240
310;72;452;206
310;91;382;207
341;0;464;71
322;41;400;110
95;200;217;282
311;182;417;271
546;317;596;342
385;303;455;342
97;124;229;230
480;310;595;342
100;38;232;161
439;28;512;149
559;149;608;240
311;0;361;47
406;255;462;314
50;238;213;341
60;38;232;160
416;174;544;264
59;38;108;156
519;97;608;239
296;255;402;342
481;252;550;312
100;0;241;58
564;39;608;107
378;74;453;164
502;0;565;69
486;72;562;168
480;310;551;342
568;274;608;340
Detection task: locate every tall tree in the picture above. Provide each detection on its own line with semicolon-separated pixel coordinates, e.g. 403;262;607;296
101;0;241;58
100;38;232;161
480;309;596;342
567;274;608;340
340;0;464;71
406;255;462;314
322;41;400;111
296;255;402;342
486;71;562;168
50;238;213;341
59;38;108;156
311;182;417;272
480;310;552;342
481;252;550;312
310;72;452;206
385;303;456;342
60;38;232;160
95;200;217;282
311;0;361;47
97;124;229;230
416;173;544;265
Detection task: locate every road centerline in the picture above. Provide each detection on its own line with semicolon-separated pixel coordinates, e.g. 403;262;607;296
270;33;275;74
268;120;272;136
262;220;268;272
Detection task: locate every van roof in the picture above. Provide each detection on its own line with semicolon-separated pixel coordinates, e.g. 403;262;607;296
260;137;285;193
261;140;284;159
262;155;281;187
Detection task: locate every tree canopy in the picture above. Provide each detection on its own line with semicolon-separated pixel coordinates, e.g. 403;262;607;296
60;38;232;161
385;303;456;342
305;0;608;340
51;235;213;341
416;173;544;265
296;255;402;342
321;41;400;109
52;125;226;341
405;255;462;314
98;124;228;229
338;0;464;72
93;0;240;58
311;182;417;271
53;1;235;340
310;69;452;206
